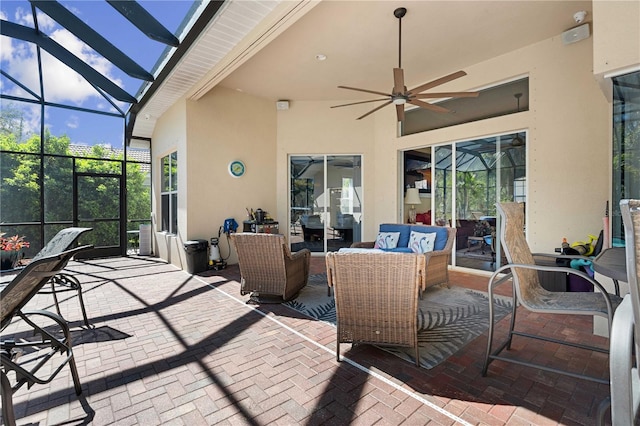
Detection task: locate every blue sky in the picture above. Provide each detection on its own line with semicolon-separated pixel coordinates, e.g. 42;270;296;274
0;0;197;147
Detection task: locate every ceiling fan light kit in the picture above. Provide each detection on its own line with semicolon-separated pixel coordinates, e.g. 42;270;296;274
331;7;479;124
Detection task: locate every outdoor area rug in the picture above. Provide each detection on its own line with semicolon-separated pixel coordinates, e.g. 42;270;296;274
284;273;513;369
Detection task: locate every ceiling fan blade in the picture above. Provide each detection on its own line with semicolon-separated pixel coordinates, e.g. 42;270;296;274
408;99;451;113
331;98;389;108
413;91;479;99
357;101;393;120
395;104;405;122
408;70;467;95
393;68;405;94
338;86;392;97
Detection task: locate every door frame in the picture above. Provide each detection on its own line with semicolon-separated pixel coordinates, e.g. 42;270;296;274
73;170;126;258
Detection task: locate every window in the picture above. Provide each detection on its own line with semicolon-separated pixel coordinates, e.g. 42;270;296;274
612;71;640;244
161;152;178;234
403;78;529;136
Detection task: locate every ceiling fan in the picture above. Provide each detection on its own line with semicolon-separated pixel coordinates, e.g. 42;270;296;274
331;7;479;123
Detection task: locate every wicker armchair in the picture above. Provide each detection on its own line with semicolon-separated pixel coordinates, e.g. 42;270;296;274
326;251;425;367
231;233;310;302
350;226;456;290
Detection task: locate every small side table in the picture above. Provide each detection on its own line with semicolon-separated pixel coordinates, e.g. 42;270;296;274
243;221;279;234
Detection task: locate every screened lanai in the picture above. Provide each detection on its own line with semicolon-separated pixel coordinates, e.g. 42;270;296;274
0;1;219;259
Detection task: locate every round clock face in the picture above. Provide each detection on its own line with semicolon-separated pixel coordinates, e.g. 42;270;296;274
228;160;245;178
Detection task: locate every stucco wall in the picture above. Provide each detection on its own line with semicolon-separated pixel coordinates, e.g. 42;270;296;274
151;87;276;268
593;0;640;77
151;99;187;269
277;34;609;253
184;86;277;265
152;1;639;270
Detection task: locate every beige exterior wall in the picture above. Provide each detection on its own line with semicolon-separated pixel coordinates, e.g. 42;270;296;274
152;87;276;268
277;35;609;253
152;3;640;269
185;86;277;265
152;99;187;268
593;0;640;77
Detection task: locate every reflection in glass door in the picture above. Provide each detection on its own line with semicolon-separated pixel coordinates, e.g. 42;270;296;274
433;132;526;272
289;155;362;254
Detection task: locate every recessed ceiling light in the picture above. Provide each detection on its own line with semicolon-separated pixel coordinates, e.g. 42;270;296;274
315;54;327;61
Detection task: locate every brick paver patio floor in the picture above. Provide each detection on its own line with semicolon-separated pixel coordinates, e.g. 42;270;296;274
0;255;612;425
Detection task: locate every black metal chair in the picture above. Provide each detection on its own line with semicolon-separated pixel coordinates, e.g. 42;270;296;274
2;228;93;327
1;245;92;426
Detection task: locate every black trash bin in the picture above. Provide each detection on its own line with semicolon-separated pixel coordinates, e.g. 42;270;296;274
184;239;208;274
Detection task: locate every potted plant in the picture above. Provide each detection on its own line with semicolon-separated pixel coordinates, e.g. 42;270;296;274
1;233;30;270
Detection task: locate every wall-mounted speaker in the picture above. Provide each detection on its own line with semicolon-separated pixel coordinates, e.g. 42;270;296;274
276;100;289;110
562;23;590;45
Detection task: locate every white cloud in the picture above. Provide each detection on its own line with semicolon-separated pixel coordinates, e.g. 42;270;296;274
3;7;125;106
66;115;79;129
0;35;14;61
34;10;57;31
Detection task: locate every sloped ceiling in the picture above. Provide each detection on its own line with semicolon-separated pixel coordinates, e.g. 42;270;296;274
134;0;591;138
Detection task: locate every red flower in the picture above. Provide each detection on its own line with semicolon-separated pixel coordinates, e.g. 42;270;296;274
0;234;30;252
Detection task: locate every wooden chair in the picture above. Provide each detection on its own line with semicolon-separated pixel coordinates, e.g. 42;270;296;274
1;245;92;426
230;233;310;302
482;202;622;383
326;251;425;367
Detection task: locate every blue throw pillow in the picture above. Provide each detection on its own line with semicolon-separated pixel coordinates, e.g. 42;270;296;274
380;224;411;247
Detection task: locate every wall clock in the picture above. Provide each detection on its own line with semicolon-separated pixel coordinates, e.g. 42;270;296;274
228;160;246;178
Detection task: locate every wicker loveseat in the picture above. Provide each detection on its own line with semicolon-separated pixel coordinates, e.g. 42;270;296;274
326;251;425;367
350;223;456;289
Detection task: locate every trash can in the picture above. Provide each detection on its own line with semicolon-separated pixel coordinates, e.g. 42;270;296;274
184;239;208;274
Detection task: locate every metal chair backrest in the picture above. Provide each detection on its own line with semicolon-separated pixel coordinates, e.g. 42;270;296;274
1;245;91;330
621;199;640;364
31;227;92;261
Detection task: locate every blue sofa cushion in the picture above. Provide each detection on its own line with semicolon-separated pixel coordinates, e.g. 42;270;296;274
378;224;449;251
380;223;411;248
380;247;413;253
410;225;448;251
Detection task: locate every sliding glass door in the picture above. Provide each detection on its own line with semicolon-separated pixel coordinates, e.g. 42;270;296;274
431;132;526;271
289;155;362;254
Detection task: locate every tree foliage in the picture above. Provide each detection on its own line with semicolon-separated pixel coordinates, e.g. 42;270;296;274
0;108;150;256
